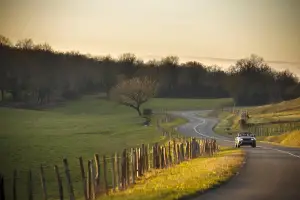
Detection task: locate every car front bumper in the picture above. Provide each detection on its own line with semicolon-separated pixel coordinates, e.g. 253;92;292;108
238;140;255;145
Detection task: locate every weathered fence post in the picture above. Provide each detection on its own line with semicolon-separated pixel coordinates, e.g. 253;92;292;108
131;148;136;184
186;141;190;160
90;160;96;199
40;164;48;200
180;143;184;161
63;158;75;200
103;155;109;195
152;146;156;169
160;146;165;168
13;170;17;200
111;154;116;192
126;151;130;186
54;165;63;200
116;153;121;191
121;149;127;190
173;140;177;164
94;154;100;187
157;145;161;168
28;170;33;200
79;157;88;200
87;160;92;199
177;144;181;163
0;174;5;200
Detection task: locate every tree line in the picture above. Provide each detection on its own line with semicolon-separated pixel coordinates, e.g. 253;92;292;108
0;34;299;107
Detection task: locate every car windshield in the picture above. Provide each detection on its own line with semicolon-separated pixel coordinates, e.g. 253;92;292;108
239;133;251;137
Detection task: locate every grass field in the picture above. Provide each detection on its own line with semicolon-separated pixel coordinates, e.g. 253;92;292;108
96;148;244;200
0;95;232;199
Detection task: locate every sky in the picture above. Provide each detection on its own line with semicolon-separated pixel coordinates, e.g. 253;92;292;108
0;0;300;74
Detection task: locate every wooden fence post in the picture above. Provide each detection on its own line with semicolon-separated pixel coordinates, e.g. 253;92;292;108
168;142;172;166
131;148;136;184
13;170;17;200
103;155;109;195
94;154;100;187
160;146;165;169
90;160;96;199
177;144;181;163
79;157;88;200
157;145;161;168
173;140;177;164
180;143;185;161
54;165;63;200
186;141;190;160
111;154;116;192
0;174;5;200
63;158;75;200
164;146;168;167
145;145;149;172
28;170;33;200
116;153;121;191
40;165;48;200
147;144;150;170
121;149;126;190
139;146;143;176
87;160;92;199
126;151;130;186
152;146;156;169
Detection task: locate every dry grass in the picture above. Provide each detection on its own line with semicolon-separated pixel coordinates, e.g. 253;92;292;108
95;148;244;200
260;130;300;147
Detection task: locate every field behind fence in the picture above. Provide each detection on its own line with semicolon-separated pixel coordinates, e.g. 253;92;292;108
0;114;219;200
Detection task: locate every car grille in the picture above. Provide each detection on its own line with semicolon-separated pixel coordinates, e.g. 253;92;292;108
242;138;251;141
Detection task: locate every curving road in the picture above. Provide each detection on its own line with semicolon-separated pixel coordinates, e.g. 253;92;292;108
172;110;300;200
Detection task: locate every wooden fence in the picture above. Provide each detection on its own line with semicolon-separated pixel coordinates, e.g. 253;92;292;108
0;138;218;200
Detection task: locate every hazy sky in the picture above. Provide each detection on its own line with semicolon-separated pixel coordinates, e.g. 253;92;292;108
1;0;300;73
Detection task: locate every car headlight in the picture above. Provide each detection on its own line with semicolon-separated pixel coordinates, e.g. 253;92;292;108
251;138;256;140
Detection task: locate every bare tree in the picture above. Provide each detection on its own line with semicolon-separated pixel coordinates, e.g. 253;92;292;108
109;77;157;116
0;35;13;47
15;38;35;49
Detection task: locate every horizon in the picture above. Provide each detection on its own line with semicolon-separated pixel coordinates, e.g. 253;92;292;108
1;0;300;74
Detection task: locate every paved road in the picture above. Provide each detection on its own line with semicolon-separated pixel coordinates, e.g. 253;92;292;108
172;110;300;200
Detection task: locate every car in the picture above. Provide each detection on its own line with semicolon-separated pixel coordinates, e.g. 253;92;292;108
235;132;256;148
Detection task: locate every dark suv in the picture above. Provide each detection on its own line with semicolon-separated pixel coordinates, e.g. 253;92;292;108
235;132;256;148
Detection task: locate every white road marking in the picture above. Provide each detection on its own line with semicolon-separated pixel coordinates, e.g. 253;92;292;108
188;112;300;160
257;146;300;159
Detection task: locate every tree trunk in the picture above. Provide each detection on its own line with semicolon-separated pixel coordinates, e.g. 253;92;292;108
0;89;3;102
136;106;142;116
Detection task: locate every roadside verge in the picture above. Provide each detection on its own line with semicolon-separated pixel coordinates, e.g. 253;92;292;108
97;148;245;200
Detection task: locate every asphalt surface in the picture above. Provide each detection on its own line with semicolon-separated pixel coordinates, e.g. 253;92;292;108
172;110;300;200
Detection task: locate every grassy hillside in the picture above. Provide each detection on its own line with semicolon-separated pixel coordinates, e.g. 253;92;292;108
213;98;300;139
259;130;300;147
0;95;232;199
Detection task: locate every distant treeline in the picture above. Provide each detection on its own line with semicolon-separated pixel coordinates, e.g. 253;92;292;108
1;35;299;106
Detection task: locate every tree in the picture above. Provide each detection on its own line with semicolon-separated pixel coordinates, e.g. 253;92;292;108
15;38;35;49
0;35;13;47
109;77;158;116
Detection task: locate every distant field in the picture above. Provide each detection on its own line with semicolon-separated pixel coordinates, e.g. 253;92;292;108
0;95;232;199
